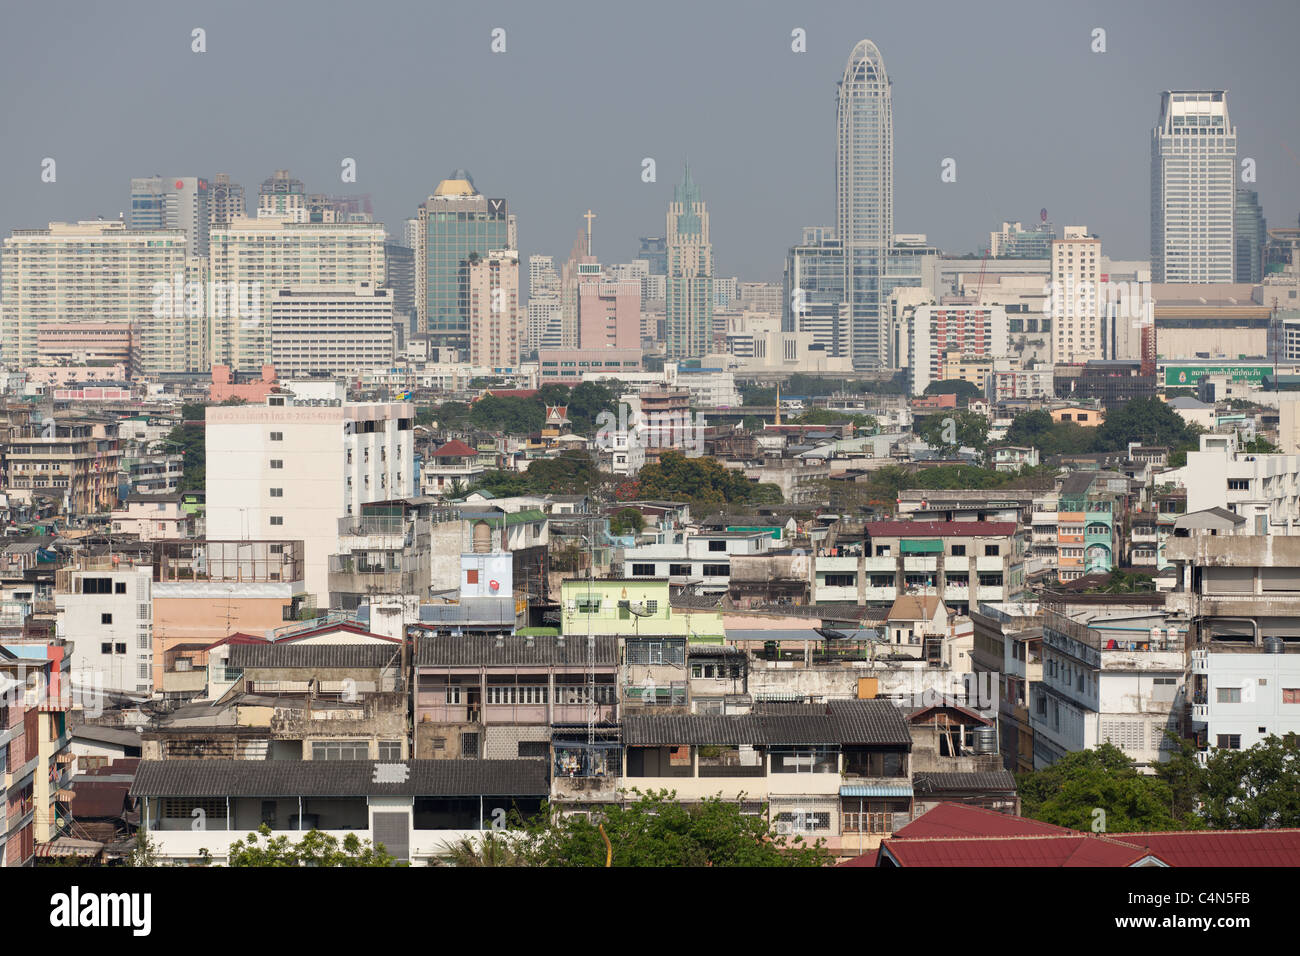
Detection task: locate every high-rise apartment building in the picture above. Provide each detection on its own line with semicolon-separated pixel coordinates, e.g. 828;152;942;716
1151;91;1237;283
1051;226;1104;363
579;275;641;350
208;217;386;371
665;165;713;359
209;173;246;226
258;169;308;221
837;39;894;369
1;221;199;373
130;175;211;259
467;249;522;369
269;281;396;376
527;254;562;353
414;170;516;350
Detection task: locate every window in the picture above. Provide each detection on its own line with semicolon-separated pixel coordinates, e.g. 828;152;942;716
1283;689;1300;704
270;459;284;469
984;544;1000;556
115;581;127;594
1217;686;1242;703
378;740;402;761
632;563;656;576
270;488;283;497
461;732;480;758
575;597;600;613
708;540;726;552
875;545;891;557
519;741;548;758
82;577;113;594
313;740;369;761
270;431;283;442
1228;479;1250;491
950;545;966;556
824;573;855;588
1216;734;1242;750
466;569;478;584
101;643;112;655
703;564;729;577
270;516;284;526
669;563;692;577
445;686;462;704
101;613;113;625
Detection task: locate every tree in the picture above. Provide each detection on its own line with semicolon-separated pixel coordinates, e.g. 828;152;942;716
165;420;206;494
125;829;162;867
225;824;400;866
507;791;832;867
916;410;989;452
923;379;980;402
1017;744;1200;832
635;451;756;505
437;831;529;867
609;507;645;536
1092;397;1195;452
1243;434;1280;454
1196;736;1300;829
566;381;619;435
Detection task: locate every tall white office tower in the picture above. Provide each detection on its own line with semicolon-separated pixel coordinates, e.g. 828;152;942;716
836;39;894;369
1151;91;1237;283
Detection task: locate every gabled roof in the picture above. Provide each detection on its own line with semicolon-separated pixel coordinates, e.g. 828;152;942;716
893;802;1069;839
880;834;1159;867
130;759;549;798
1107;829;1300;867
228;642;404;670
430;439;479;458
886;594;946;622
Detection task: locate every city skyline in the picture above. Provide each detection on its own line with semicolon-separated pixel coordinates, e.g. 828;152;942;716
2;1;1298;285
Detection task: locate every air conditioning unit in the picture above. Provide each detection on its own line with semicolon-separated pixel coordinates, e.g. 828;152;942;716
774;821;793;836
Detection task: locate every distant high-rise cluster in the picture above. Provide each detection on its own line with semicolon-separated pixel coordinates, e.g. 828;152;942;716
665;165;714;359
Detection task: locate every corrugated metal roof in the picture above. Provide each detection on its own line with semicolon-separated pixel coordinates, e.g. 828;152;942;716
912;771;1017;793
130;758;549;798
840;784;914;797
415;633;618;667
229;643;402;670
623;700;911;747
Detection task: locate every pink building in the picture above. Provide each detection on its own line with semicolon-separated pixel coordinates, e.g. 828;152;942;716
209;364;279;403
25;365;130;387
579;278;641;349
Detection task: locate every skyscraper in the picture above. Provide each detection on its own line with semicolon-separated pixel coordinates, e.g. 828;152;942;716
836;39;894;369
665;165;713;359
258;169;308;221
467;249;522;369
413;169;516;350
1235;187;1267;284
785;226;848;359
1151;91;1237;283
209;173;246;226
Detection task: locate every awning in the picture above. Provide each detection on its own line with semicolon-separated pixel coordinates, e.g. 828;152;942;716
839;784;914;798
54;788;76;802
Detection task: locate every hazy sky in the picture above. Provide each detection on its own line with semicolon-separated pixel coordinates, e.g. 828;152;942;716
2;0;1298;282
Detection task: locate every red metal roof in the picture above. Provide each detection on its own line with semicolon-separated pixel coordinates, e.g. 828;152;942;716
430;439;478;458
894;803;1070;840
865;521;1020;538
1108;829;1300;867
843;805;1300;867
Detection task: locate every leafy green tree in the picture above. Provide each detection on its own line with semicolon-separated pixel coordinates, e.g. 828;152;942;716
609;507;645;536
437;831;529;867
916;410;989;452
747;482;785;505
1243;434;1280;454
1017;744;1200;832
923;379;981;402
469;395;545;434
1197;736;1300;829
509;791;832;867
165;418;206;494
635;451;755;505
225;824;400;866
566;381;619;434
742;385;776;407
1092;397;1196;452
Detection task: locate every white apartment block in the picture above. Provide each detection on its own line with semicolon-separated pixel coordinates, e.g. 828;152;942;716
204;393;415;608
1151;91;1237;284
0;221;198;373
1050;227;1104;363
56;561;154;696
1166;432;1300;533
903;304;1009;394
270;281;396;376
468;249;522;369
208;217;386;372
1032;606;1185;769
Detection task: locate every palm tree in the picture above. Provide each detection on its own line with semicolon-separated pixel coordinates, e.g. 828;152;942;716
437;832;527;867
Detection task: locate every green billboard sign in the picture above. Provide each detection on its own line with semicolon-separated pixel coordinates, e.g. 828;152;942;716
1163;365;1270;388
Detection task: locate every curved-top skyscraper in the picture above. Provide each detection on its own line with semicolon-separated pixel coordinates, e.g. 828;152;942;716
836;39;894;370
